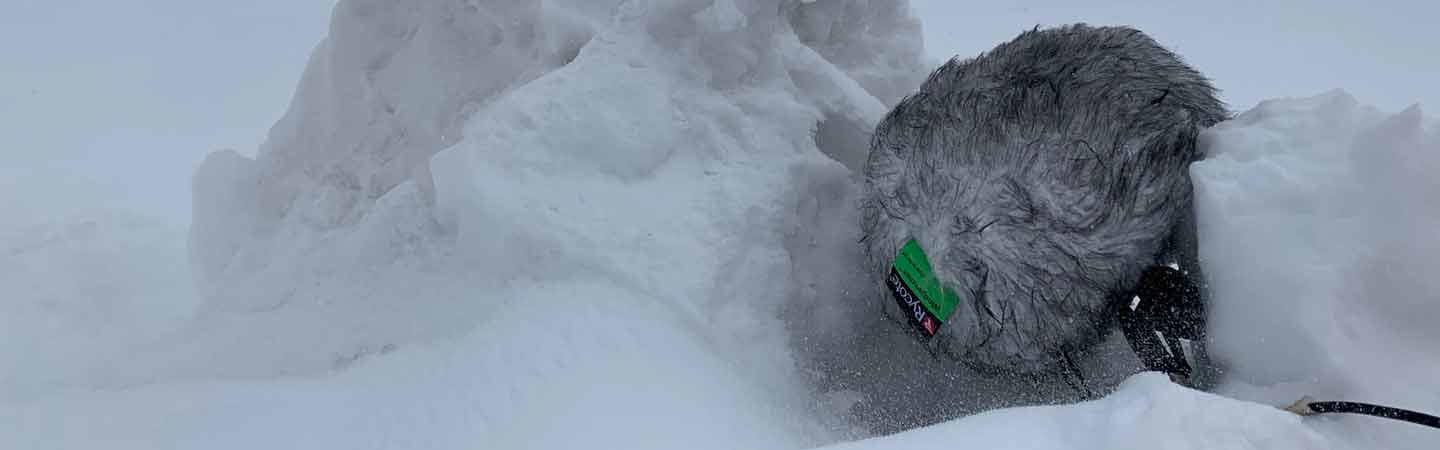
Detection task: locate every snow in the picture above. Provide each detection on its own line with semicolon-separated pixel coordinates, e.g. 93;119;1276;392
823;373;1329;450
0;209;198;404
1193;90;1440;449
2;279;829;450
3;1;1438;449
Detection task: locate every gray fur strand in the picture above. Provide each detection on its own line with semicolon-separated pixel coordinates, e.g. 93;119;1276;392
860;24;1227;374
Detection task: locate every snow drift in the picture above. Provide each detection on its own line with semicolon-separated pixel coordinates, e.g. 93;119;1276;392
3;1;1438;449
824;373;1329;450
184;0;926;445
1194;90;1440;450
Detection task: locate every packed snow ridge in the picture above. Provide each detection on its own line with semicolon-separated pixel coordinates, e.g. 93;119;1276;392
3;1;1438;449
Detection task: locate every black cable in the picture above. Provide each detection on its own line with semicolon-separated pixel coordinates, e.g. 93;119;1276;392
1301;401;1440;430
1113;267;1439;431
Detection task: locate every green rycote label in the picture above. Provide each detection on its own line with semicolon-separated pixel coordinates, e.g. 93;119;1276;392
888;238;960;337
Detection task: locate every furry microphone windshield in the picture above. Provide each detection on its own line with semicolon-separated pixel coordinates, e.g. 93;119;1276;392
861;24;1227;374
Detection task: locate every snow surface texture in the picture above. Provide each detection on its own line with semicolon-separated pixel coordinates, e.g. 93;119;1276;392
4;1;1438;450
1194;90;1440;450
824;373;1329;450
0;210;198;403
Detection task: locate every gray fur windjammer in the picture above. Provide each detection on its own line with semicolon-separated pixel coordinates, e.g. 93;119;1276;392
860;24;1227;374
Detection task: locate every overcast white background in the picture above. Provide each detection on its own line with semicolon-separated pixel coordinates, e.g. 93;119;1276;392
1;0;335;224
2;0;1436;225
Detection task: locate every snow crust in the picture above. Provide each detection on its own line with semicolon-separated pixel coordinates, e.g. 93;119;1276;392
3;1;1437;449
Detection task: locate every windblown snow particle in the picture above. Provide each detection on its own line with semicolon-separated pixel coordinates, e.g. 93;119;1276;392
860;24;1227;374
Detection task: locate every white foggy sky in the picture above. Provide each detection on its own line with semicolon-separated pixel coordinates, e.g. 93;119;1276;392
1;0;335;223
2;0;1435;225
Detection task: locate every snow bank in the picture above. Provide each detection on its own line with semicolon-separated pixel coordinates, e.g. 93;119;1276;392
6;0;924;447
188;0;925;292
822;373;1329;450
1193;90;1440;449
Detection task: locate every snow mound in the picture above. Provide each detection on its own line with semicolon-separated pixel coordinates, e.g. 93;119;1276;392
823;373;1329;450
98;0;925;446
1194;90;1440;449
